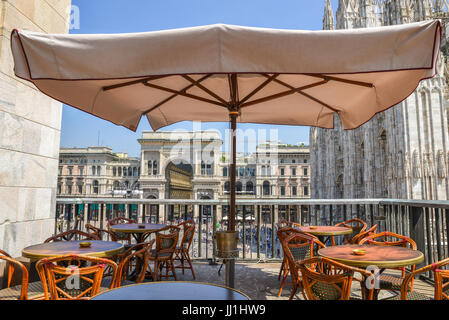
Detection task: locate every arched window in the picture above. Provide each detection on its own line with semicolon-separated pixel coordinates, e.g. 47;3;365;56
148;161;152;175
201;161;206;175
113;167;117;176
263;181;270;196
92;166;96;176
97;166;101;176
236;181;242;192
123;166;127;176
133;167;137;176
93;180;99;194
224;181;230;192
246;181;254;193
118;167;122;176
153;161;158;175
128;167;132;176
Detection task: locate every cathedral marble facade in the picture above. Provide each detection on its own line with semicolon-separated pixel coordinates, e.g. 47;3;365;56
311;0;449;205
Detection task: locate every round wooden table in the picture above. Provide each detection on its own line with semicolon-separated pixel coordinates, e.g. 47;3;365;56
297;226;353;245
22;240;124;260
318;244;424;300
90;281;250;300
318;244;424;268
110;223;167;243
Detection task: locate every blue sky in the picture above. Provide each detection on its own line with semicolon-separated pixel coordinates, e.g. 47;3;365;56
61;0;338;157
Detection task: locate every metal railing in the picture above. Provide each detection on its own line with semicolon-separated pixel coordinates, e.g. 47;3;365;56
55;197;449;281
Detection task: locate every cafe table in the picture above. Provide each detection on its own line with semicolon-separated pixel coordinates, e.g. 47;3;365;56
297;226;353;246
109;223;167;243
22;240;124;260
91;281;250;300
318;244;424;299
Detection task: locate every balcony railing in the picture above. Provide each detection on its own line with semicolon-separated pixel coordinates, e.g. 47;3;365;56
55;198;449;282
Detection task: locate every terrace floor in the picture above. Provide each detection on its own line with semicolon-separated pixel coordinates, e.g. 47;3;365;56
173;261;435;300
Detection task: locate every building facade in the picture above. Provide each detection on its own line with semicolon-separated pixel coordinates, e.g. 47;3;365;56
58;147;140;198
137;131;311;222
0;0;72;257
311;0;449;213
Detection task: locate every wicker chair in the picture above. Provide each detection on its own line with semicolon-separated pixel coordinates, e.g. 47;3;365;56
0;250;44;300
145;227;180;281
85;223;117;241
393;257;449;300
115;242;154;287
359;231;417;293
280;232;326;299
351;224;378;244
276;220;293;229
297;256;374;300
107;217;137;245
44;230;100;243
277;227;317;296
331;219;367;246
36;254;118;300
174;222;196;279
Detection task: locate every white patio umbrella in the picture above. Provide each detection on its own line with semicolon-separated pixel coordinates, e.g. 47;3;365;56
10;20;441;287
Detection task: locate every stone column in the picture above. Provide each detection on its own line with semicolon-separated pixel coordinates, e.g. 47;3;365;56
0;0;72;258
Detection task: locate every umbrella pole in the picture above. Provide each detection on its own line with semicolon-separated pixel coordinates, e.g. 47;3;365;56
226;111;239;288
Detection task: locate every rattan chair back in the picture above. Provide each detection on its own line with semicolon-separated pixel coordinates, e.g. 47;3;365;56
36;254;117;300
359;231;417;249
107;217;136;243
116;242;153;287
334;218;367;244
297;256;373;300
276;220;293;229
0;251;29;300
400;257;449;300
351;224;378;244
85;223;117;241
44;230;100;243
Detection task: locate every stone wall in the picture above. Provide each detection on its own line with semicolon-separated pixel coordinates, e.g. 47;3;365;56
0;0;71;257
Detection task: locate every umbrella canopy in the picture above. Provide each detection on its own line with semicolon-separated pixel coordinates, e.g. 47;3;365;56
11;20;441;132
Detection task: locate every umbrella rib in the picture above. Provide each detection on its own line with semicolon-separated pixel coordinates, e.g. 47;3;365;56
102;75;172;91
143;81;229;108
268;77;340;113
238;74;279;106
182;75;229;105
239;79;328;109
141;74;214;115
305;74;374;88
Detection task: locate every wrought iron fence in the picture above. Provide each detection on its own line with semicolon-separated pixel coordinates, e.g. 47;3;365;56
55;198;449;281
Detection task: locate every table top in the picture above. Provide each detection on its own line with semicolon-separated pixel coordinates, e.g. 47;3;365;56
297;226;353;236
90;281;250;300
318;244;424;268
22;240;124;260
110;223;167;234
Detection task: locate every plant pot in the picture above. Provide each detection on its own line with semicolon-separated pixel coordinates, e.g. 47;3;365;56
214;231;239;259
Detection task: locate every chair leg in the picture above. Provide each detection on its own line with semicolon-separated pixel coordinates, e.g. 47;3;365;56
278;262;289;296
185;252;196;280
289;284;298;300
278;258;285;280
170;259;177;281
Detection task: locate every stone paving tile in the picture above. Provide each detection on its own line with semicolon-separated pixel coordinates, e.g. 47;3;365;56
173;261;434;300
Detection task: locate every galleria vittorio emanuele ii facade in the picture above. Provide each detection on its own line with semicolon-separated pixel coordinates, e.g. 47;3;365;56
311;0;449;211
